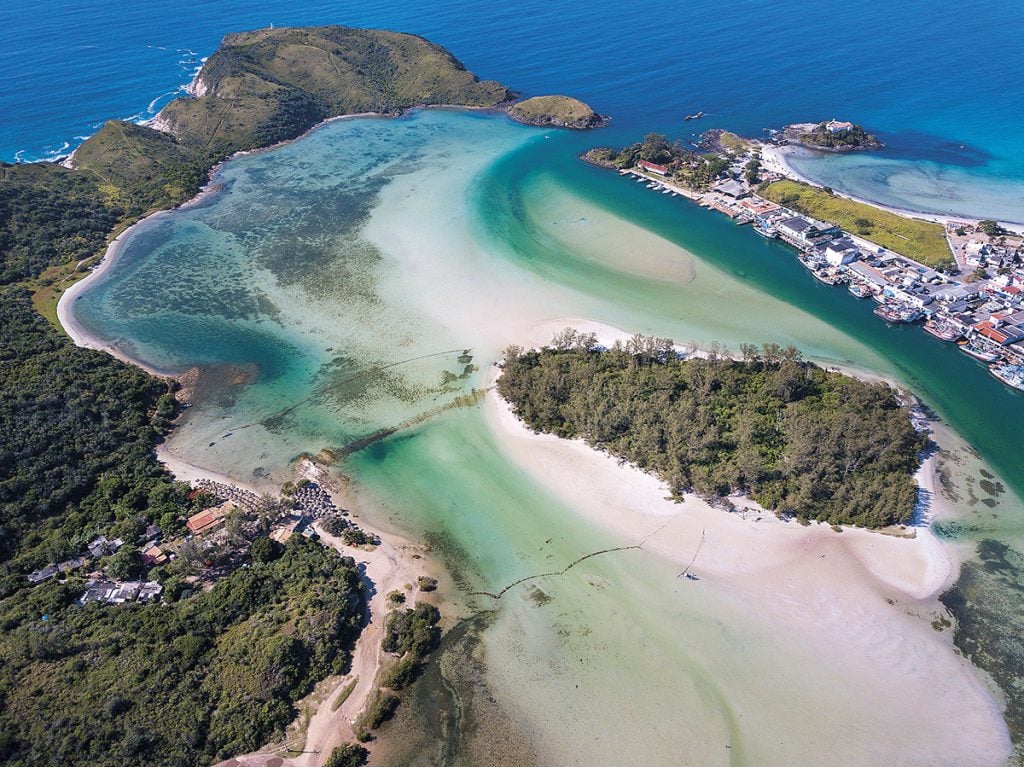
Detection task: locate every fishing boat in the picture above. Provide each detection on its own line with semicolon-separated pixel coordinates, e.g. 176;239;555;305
958;340;1002;363
753;226;776;238
684;111;705;121
923;320;962;342
898;306;925;322
990;364;1024;391
812;269;847;286
848;282;872;299
874;303;921;323
873;304;902;323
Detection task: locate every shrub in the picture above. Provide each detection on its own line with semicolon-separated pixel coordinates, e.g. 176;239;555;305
354;691;400;741
416;576;438;592
324;743;369;767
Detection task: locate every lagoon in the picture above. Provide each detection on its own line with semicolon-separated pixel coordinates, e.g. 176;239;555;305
71;109;1024;765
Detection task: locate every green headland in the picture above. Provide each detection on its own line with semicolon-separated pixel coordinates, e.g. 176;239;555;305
507;95;606;129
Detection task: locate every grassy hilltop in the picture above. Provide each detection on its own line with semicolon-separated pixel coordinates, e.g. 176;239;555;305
159;26;511;151
67;26;512;214
508;95;605;129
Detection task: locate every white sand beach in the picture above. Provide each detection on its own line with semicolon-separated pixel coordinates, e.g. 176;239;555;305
759;142;1024;234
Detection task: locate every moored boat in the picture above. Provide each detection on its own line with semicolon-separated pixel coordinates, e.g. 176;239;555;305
923;320;962;342
990;364;1024;391
873;304;903;323
848;282;872;299
959;340;1002;363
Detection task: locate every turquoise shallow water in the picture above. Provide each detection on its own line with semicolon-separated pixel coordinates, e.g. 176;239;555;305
72;110;1024;764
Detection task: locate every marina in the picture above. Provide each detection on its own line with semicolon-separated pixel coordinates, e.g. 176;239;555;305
621;153;1024;391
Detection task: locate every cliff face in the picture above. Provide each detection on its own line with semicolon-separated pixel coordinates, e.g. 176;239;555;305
507;95;607;129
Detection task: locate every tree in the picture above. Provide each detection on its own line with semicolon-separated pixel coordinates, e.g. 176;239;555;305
325;744;369;767
496;335;924;528
249;536;279;563
107;546;142;580
978;219;1004;237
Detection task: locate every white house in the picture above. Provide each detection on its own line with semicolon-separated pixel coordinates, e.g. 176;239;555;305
824;238;860;267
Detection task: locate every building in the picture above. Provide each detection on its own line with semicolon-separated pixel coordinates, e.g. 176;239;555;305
78;579;162;605
142;544;168;567
713;178;749;199
825;120;854;133
638;160;669;176
186;504;229;535
738;197;779;216
848;261;889;289
932;283;979;304
824;238;860;267
137;582;163;602
87;535;123;559
28;555;89;584
776;216;841;244
973;318;1024;346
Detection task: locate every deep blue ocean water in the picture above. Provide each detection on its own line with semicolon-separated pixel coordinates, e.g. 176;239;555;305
3;0;1024;218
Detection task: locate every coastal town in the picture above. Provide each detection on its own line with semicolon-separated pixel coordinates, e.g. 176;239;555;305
607;123;1024;392
25;472;376;606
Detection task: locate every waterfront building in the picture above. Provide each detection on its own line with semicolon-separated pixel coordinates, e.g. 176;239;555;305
777;216;840;244
638;160;669;175
848;261;889;289
713;178;749;199
825;119;854;133
824;238;860;266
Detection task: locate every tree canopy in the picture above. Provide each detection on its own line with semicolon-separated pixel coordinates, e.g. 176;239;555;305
498;334;925;527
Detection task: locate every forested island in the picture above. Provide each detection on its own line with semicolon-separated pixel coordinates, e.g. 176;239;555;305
507;95;606;129
498;331;925;528
585;132;734;191
0;25;515;767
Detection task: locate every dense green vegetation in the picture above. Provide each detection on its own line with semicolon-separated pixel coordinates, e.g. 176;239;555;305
498;332;926;527
0;284;369;766
325;742;370;767
355;602;441;741
71;121;208;214
507;95;604;129
0;538;365;766
0;24;503;764
761;179;955;269
155;26;510;157
65;25;511;219
0;287;177;571
0;163;121;284
585;132;732;191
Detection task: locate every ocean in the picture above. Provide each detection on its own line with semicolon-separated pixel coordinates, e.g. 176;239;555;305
3;0;1024;220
